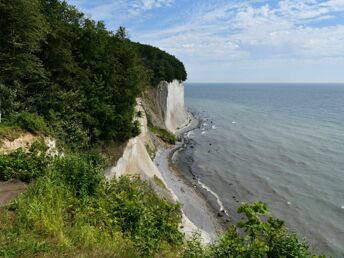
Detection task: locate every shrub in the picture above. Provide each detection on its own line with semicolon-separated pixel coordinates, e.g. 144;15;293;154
146;114;176;144
1;151;183;258
0;144;51;182
102;176;183;256
0;124;24;141
150;126;176;144
52;154;103;197
131;120;141;137
182;202;326;258
11;112;51;135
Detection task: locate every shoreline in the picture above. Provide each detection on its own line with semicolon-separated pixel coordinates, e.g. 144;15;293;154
154;112;227;242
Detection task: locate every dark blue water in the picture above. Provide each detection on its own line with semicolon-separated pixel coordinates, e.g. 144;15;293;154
179;83;344;257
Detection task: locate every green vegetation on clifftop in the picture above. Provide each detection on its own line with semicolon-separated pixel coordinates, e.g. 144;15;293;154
0;0;186;150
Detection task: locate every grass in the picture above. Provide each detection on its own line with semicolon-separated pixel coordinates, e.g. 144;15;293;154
0;151;183;258
0;124;24;141
151;127;176;144
146;115;176;144
145;143;157;160
153;175;167;190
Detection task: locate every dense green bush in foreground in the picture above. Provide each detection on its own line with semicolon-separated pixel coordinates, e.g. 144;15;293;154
0;150;325;257
183;202;325;258
0;153;182;257
0;141;51;182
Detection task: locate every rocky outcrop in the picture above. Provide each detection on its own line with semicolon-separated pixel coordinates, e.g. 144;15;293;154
0;133;37;154
0;133;60;157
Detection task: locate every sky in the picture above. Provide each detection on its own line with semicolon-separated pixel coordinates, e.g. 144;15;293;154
66;0;344;83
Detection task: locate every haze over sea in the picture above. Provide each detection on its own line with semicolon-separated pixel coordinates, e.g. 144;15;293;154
177;83;344;257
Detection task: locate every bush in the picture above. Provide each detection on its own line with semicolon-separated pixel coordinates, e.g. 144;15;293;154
52;154;103;197
150;126;176;144
1;152;183;257
101;176;183;256
0;144;51;182
11;112;51;135
182;202;326;258
0;124;24;141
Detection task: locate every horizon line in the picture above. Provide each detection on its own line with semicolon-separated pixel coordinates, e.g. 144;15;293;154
185;82;344;84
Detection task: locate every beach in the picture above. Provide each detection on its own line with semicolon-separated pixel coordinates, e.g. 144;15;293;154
154;113;225;242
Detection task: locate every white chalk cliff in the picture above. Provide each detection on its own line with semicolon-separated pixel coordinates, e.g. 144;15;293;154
104;82;211;242
104;98;161;180
163;80;189;132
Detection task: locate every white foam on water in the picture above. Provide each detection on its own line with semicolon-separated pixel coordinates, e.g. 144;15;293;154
201;131;206;135
212;125;217;129
197;178;230;217
287;201;291;205
186;131;194;138
232;121;237;124
341;205;344;209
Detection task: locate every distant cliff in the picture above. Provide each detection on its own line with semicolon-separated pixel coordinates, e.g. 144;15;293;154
143;80;189;133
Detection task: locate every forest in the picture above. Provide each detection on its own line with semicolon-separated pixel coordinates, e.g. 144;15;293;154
0;0;186;149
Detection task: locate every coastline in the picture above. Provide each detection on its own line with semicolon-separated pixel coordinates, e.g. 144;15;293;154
154;112;227;242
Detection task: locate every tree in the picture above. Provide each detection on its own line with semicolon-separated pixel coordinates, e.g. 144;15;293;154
115;26;129;40
183;202;326;258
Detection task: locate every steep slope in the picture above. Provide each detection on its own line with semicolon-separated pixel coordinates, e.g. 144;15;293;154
104;94;211;242
143;80;190;133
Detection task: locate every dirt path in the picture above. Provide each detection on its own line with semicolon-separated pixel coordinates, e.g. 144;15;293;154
0;180;27;206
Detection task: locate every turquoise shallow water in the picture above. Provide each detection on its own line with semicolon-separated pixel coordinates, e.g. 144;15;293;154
178;83;344;257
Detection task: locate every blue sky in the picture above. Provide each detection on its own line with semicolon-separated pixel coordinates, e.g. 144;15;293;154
66;0;344;83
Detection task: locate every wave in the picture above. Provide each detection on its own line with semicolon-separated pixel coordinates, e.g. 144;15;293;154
196;178;230;217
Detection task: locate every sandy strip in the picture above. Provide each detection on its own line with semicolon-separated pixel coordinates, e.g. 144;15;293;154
154;113;224;242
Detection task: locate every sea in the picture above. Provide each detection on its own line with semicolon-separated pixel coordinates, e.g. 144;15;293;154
175;83;344;257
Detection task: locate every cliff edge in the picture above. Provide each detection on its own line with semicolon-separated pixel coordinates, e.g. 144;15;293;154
104;81;213;242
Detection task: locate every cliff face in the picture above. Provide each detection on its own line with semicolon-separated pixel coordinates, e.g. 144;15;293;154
104;82;211;242
164;80;189;132
143;80;189;133
104;98;161;181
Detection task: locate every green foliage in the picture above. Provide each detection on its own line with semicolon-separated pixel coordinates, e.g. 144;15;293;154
11;112;51;135
182;202;326;258
0;83;18;117
0;124;24;141
0;153;183;257
115;26;129;40
0;0;185;150
152;127;176;144
0;142;51;182
133;42;187;86
153;175;167;189
52;154;103;197
102;176;183;256
182;233;205;258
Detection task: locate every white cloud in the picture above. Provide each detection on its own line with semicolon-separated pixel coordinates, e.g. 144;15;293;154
68;0;175;23
141;0;174;10
67;0;344;82
136;0;344;62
